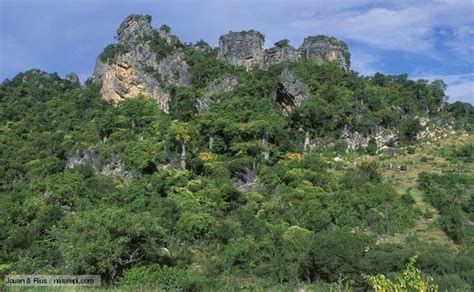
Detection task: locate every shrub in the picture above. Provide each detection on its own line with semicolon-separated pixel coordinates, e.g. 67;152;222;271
367;137;377;155
177;211;219;241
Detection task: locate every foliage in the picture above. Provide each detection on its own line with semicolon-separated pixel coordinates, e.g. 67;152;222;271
0;42;471;290
367;137;377;155
418;172;473;243
99;44;128;64
365;256;438;292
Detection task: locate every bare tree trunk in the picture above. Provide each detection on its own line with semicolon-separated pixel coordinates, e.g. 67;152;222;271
180;142;186;169
261;137;269;160
209;135;214;150
304;130;310;152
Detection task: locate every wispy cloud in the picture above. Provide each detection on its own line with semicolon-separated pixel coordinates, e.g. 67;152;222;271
290;1;473;60
350;50;380;75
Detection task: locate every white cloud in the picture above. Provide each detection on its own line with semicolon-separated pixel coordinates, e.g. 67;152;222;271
289;1;473;59
350;50;380;75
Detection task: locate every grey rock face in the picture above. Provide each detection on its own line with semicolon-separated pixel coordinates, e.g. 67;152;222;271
92;14;190;112
341;129;368;152
117;14;153;46
374;127;398;147
66;149;101;170
299;35;350;70
65;72;80;84
233;168;261;193
217;32;350;71
264;41;300;68
158;50;191;86
218;30;265;71
196;75;238;112
276;68;310;114
100;156;131;178
341;126;398;152
66;149;132;179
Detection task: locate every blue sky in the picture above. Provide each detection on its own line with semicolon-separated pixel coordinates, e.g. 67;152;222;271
1;0;473;103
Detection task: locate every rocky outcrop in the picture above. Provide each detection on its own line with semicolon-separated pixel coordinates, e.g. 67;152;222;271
66;149;132;179
92;15;352;113
196;76;238;112
276;68;310;114
117;15;153;46
341;126;398;152
65;72;80;84
217;31;350;71
66;149;101;170
98;55;171;110
233;168;261;192
158;50;190;85
341;129;369;152
264;40;300;68
217;30;265;71
299;35;350;70
92;14;189;112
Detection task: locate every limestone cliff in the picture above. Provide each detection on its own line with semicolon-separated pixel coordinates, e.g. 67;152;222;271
276;68;310;114
92;14;189;112
217;31;350;71
196;75;238;112
264;39;300;68
92;14;352;113
299;35;350;70
217;30;265;71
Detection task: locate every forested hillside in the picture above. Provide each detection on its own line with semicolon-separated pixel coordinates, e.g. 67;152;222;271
0;14;473;291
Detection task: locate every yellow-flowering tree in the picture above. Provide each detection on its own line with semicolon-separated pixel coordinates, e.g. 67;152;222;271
198;152;213;162
365;256;438;292
286;152;304;161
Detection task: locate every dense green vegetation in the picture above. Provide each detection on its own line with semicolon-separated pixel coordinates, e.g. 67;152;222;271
0;34;473;290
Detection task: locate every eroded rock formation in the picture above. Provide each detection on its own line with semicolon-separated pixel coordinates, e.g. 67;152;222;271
66;149;132;178
264;40;300;68
217;30;265;71
276;68;310;114
65;72;80;84
217;31;350;71
196;75;238;112
91;14;352;114
299;35;350;71
92;14;189;112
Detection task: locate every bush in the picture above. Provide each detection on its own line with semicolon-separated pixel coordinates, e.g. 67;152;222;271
177;211;219;241
400;118;422;144
99;44;128;64
300;228;375;283
343;162;382;188
119;266;159;286
367;137;377;155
